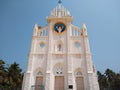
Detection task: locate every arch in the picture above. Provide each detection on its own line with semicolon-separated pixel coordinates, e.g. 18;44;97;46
53;63;64;76
34;67;44;76
37;71;43;76
75;68;84;90
34;68;44;90
74;68;83;76
53;63;64;90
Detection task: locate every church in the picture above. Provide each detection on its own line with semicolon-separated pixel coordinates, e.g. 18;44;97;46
22;1;99;90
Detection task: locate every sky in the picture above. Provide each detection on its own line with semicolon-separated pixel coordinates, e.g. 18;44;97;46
0;0;120;73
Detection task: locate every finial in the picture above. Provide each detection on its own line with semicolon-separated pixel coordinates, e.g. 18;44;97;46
82;23;87;29
58;0;62;4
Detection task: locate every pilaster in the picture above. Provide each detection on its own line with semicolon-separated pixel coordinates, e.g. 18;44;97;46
45;22;53;90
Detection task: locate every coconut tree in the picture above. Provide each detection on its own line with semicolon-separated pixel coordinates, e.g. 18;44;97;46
0;60;8;90
7;62;23;90
105;69;116;90
97;71;108;90
113;73;120;90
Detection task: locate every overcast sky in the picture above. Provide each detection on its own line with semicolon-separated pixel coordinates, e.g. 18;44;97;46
0;0;120;72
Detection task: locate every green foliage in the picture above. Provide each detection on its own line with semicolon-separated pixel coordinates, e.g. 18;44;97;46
1;59;120;90
97;69;120;90
0;60;23;90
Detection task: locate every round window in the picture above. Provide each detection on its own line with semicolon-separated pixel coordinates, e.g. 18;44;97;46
74;42;80;48
40;43;45;48
54;23;66;33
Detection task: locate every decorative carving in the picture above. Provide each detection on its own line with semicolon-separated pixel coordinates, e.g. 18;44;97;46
53;63;64;75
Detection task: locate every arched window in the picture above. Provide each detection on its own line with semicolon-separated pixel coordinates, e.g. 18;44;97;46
76;71;82;76
57;44;62;51
40;31;42;36
37;71;43;76
40;42;45;48
53;63;64;75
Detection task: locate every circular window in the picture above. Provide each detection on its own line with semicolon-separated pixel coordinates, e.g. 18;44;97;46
74;42;80;48
40;43;45;48
54;23;66;33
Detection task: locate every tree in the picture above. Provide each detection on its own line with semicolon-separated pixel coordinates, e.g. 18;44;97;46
105;69;115;90
7;62;23;90
0;60;8;90
98;69;120;90
97;71;108;90
0;60;23;90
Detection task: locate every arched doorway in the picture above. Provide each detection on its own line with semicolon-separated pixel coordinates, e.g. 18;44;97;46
75;69;84;90
35;71;44;90
53;63;64;90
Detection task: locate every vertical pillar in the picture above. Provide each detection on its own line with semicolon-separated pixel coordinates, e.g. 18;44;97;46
45;22;53;90
67;23;73;90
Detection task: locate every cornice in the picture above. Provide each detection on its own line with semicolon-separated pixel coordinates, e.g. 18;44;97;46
46;16;73;23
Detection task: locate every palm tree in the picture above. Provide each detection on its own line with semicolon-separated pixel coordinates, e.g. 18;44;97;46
97;71;108;90
101;68;120;90
7;62;23;90
0;60;8;90
113;73;120;90
105;69;116;90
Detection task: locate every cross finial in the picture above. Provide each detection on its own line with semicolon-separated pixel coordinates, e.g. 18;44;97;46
58;0;62;4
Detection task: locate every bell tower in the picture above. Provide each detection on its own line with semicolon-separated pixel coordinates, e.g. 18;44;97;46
22;1;99;90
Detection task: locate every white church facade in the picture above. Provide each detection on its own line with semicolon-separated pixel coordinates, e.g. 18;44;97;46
22;1;99;90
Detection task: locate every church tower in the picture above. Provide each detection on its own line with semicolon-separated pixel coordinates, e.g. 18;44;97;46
22;1;99;90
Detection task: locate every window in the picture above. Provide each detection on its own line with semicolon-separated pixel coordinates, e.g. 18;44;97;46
45;30;48;36
57;44;62;51
37;71;43;76
40;43;45;48
76;71;82;76
38;30;48;36
72;29;80;36
54;63;64;75
74;42;80;48
40;31;42;36
69;85;73;89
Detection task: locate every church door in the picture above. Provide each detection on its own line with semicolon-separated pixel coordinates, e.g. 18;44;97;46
55;76;64;90
35;76;43;90
76;77;84;90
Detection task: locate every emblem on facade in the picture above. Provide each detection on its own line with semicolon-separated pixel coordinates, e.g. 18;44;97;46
54;23;66;33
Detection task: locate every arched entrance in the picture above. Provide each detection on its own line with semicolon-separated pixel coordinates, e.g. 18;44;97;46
35;71;44;90
75;68;84;90
53;63;64;90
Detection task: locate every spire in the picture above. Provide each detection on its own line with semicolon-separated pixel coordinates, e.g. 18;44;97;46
82;23;87;30
58;0;62;4
48;0;72;19
82;23;88;36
